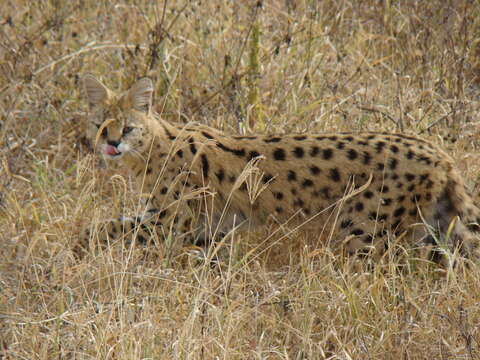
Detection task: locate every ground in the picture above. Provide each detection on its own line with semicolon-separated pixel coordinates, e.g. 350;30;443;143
1;1;480;358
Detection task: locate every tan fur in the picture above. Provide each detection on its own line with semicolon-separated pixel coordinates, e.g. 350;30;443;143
77;76;480;264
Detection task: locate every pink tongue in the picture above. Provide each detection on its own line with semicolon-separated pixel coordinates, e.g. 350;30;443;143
104;145;119;156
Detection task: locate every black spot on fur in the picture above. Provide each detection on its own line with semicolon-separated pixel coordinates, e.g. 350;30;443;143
215;169;225;183
363;151;371;165
287;170;297;181
275;206;283;213
201;131;214;139
263;174;274;184
336;142;345;149
379;185;389;193
310;146;320;157
248;150;261;161
176;149;183;158
417;155;431;165
161;124;176;140
329;168;341;182
294;135;307;141
233;136;257;140
375;141;386;153
273;148;286;161
229;175;236;183
321;186;331;199
161;187;168;195
405;173;415;182
201;154;209;178
293;198;304;207
351;228;365;236
419;174;429;184
310;166;321;175
390;145;399;153
382;198;392;206
406;150;415;160
274;192;284;200
264;137;281;143
293;147;305;158
364;191;374;199
377;163;385;171
188;138;197;154
347;149;358;160
302;179;314;188
341;219;353;228
137;234;147;244
217;142;245;157
389;158;398;170
394;207;406;217
323;148;333;160
355;202;364;212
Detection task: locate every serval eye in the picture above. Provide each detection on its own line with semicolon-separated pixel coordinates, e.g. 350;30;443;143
122;126;134;135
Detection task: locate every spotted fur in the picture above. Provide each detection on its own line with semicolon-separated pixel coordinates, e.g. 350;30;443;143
77;75;480;264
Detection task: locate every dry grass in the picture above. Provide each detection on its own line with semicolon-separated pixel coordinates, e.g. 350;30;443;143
1;0;480;358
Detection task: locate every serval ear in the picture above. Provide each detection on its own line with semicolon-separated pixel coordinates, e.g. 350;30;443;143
128;77;153;113
83;75;109;109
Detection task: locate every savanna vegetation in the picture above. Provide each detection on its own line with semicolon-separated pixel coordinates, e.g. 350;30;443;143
1;1;480;358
